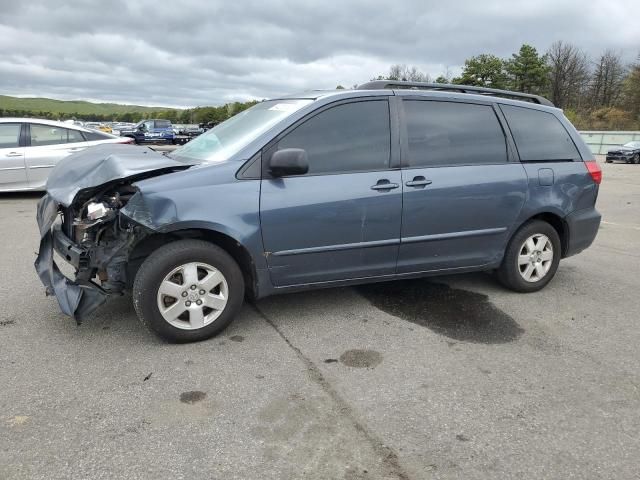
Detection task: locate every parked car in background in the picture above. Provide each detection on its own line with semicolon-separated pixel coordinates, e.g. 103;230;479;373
606;141;640;164
0;118;133;192
119;119;175;144
84;122;113;134
110;122;136;136
172;124;204;145
35;81;602;343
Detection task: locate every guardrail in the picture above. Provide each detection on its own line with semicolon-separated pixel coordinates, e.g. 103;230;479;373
579;131;640;155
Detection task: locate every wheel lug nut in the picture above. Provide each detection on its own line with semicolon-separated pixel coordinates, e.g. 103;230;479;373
196;300;202;306
185;301;191;307
199;290;205;295
181;291;188;297
190;285;196;290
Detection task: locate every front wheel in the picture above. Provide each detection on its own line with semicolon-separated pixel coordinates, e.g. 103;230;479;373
133;240;244;343
633;154;640;165
497;220;561;293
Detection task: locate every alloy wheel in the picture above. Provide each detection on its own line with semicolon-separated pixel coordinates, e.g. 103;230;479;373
517;234;554;283
156;262;229;330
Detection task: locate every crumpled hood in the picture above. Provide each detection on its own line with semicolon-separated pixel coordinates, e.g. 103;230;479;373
45;143;197;206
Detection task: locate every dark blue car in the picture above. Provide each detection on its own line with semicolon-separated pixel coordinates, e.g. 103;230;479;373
36;81;602;342
121;119;175;144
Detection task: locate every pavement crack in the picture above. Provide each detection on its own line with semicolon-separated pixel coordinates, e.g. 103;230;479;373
252;303;412;480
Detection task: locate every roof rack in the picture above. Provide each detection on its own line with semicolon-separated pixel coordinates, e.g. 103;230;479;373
356;80;554;107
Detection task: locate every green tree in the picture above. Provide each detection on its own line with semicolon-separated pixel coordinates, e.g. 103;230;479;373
453;54;508;89
505;44;549;94
622;56;640;120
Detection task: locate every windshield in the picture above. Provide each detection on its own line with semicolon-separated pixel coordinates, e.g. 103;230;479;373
624;141;640;148
172;99;312;162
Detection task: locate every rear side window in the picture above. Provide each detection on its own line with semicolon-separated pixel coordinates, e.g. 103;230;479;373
30;125;91;146
0;123;21;148
30;124;67;146
276;100;390;175
404;100;507;167
155;120;171;129
501;105;580;161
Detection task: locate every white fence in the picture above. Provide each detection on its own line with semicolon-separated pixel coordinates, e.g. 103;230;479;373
579;131;640;155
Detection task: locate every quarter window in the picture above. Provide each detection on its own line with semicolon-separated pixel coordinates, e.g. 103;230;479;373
67;129;86;143
276;100;390;175
0;123;21;148
501;105;580;161
404;100;508;167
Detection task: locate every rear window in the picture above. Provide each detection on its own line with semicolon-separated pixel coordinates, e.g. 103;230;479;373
404;100;508;167
83;130;112;141
155;120;171;129
501;105;580;161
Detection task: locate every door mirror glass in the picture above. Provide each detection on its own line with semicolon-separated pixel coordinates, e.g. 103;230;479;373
269;148;309;176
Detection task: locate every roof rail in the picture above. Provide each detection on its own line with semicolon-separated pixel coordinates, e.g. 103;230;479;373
356;80;554;107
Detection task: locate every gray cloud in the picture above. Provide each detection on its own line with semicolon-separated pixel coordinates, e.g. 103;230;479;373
0;0;638;107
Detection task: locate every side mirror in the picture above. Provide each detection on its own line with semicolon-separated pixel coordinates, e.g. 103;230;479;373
268;148;309;177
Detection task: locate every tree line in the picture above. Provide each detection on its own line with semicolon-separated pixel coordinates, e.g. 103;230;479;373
374;42;640;130
0;100;259;126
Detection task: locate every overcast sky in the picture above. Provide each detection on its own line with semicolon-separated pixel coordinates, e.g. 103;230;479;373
0;0;638;108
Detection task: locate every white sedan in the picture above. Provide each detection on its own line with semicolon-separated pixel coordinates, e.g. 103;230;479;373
0;118;134;192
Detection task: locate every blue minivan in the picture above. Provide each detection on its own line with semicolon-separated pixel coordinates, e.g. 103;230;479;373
36;81;602;342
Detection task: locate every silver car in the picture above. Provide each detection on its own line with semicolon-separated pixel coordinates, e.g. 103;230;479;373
0;118;134;192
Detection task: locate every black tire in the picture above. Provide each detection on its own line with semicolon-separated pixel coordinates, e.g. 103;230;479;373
633;154;640;165
605;159;612;163
497;220;561;293
132;239;244;343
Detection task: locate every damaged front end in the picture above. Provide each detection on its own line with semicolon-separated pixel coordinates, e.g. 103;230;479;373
35;144;196;322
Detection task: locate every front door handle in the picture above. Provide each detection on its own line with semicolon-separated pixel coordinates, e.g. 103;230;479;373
405;176;432;188
371;179;399;191
5;152;22;157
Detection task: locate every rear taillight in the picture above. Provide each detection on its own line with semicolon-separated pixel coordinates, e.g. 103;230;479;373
584;161;602;185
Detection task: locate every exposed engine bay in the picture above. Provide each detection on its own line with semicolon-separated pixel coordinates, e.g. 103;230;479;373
34;144;197;322
61;183;145;293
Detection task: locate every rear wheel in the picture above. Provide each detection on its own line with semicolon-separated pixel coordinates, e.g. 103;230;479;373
497;220;561;293
133;239;244;343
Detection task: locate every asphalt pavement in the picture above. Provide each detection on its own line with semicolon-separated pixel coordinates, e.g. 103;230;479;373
1;159;638;480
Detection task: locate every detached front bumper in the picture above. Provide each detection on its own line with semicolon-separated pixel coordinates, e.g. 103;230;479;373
35;195;109;323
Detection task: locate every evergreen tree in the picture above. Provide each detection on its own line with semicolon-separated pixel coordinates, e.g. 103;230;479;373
505;44;549;94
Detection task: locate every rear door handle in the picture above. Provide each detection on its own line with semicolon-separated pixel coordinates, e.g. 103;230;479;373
5;152;22;157
371;179;399;191
405;176;432;188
